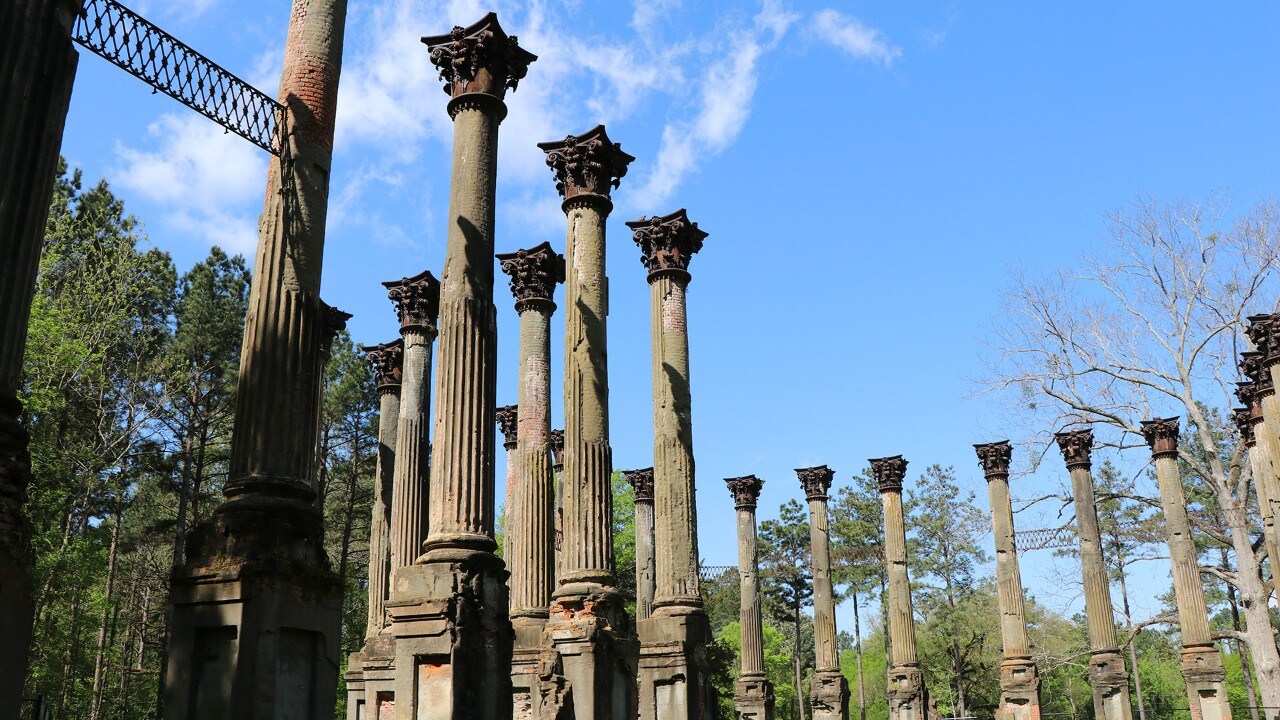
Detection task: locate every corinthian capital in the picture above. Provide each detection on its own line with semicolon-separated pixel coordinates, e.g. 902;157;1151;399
973;441;1012;479
383;269;440;334
537;125;634;200
496;405;518;450
869;456;908;493
320;301;352;356
1054;428;1094;470
1241;351;1275;395
626;209;707;279
360;339;404;394
1247;314;1279;365
622;467;654;502
496;241;565;312
421;13;537;100
1232;407;1256;447
795;465;834;501
549;429;564;471
725;475;764;509
1139;417;1180;459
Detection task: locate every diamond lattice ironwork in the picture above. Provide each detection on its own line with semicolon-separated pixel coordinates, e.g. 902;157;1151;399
72;0;283;154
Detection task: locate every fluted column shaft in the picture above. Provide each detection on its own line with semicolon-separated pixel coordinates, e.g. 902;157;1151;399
422;97;502;559
512;304;556;618
805;495;838;672
736;504;764;676
390;330;433;572
1070;464;1120;652
1152;455;1213;645
559;196;616;590
987;474;1031;657
882;487;917;667
0;2;82;715
223;0;348;514
1242;407;1280;589
650;271;701;608
368;388;400;636
1253;388;1280;584
635;493;656;620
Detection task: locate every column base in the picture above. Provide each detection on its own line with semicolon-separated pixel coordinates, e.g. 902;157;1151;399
161;538;343;719
809;669;849;720
346;634;398;720
540;588;637;720
513;617;548;720
997;657;1042;720
733;674;774;720
888;664;929;720
637;608;716;720
387;554;513;720
1181;645;1232;720
1088;650;1134;720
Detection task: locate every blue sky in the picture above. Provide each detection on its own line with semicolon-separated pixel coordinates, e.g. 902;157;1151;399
60;1;1280;636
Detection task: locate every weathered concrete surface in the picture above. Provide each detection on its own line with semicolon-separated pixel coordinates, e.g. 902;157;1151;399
537;126;637;720
873;456;928;720
1233;392;1280;602
1056;429;1133;720
974;442;1041;720
1239;327;1280;596
386;17;533;720
0;1;83;713
162;1;349;716
1141;419;1233;720
625;468;656;621
726;476;774;720
798;466;849;720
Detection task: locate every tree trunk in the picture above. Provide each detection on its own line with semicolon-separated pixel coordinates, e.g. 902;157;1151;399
90;496;125;720
853;592;866;720
58;586;84;717
795;604;808;720
1222;494;1280;715
1221;548;1261;720
1116;567;1147;720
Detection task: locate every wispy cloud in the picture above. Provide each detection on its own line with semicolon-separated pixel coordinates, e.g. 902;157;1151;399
811;8;901;67
114;113;266;255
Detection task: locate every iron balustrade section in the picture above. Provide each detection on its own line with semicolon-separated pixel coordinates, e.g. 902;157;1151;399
71;0;283;154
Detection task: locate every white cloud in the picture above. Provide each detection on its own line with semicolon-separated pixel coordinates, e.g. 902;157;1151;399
115;113;266;255
811;8;901;67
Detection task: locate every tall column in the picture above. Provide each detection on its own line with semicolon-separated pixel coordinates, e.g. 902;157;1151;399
163;0;350;715
537;125;637;720
624;468;656;620
388;15;534;720
346;340;404;720
0;1;82;713
974;442;1041;720
725;476;774;720
1140;418;1233;720
1232;389;1280;593
551;428;564;577
873;456;927;720
385;271;439;580
1241;317;1280;586
798;466;850;720
497;403;519;564
1055;429;1134;720
628;208;715;720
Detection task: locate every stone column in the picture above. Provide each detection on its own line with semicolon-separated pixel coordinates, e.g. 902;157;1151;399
551;428;564;574
1055;429;1133;720
346;339;404;719
624;468;656;621
1240;319;1280;589
1232;389;1280;594
537;125;637;720
0;2;82;713
388;15;535;720
0;0;81;707
497;403;519;564
163;1;349;715
797;466;850;720
725;476;774;720
628;208;715;720
974;442;1041;720
873;456;927;720
1140;418;1233;720
384;271;439;580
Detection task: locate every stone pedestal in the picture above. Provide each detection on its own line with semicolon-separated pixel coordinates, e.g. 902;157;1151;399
385;15;534;720
1056;429;1134;720
0;1;82;714
974;442;1041;720
162;1;350;716
1141;419;1233;720
347;340;404;718
797;466;849;720
537;125;638;720
873;456;928;720
725;476;774;720
625;469;656;621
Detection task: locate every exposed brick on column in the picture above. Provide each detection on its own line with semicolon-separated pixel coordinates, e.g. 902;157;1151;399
0;2;82;714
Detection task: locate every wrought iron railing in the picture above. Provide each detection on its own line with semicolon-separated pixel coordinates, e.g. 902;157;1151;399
71;0;283;154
